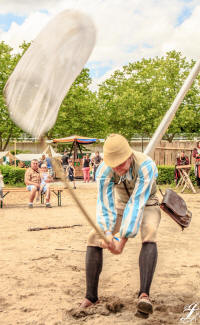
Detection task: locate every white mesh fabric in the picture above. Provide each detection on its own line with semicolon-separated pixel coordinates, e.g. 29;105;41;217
4;10;96;137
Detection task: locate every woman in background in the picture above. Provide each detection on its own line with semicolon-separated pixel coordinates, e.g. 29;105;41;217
193;141;200;188
82;154;91;183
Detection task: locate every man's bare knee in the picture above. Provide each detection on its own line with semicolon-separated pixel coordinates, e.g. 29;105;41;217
141;224;158;243
87;230;102;247
30;186;37;195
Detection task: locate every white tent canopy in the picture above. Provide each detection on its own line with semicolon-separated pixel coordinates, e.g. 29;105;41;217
0;151;15;164
43;145;61;158
15;145;61;162
0;151;9;160
15;153;41;161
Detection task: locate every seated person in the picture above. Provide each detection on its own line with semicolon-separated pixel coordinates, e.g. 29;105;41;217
39;163;53;208
174;151;189;185
46;155;53;175
38;154;46;168
67;160;76;189
24;159;41;208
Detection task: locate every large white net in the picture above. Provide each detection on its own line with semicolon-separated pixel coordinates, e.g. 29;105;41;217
4;10;96;138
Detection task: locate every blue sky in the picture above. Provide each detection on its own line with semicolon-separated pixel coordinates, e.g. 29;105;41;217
176;6;192;26
0;13;26;31
0;0;200;88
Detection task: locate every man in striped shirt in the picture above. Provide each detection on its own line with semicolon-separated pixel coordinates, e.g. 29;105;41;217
81;134;161;315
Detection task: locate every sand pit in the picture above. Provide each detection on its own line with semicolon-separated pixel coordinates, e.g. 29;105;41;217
0;182;200;324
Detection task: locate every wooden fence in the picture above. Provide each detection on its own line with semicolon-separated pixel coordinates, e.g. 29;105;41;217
152;141;196;166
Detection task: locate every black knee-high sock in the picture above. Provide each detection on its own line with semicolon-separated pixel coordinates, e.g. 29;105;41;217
138;242;158;297
85;246;103;303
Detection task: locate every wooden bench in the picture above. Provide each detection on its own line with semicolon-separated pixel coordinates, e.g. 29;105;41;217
0;186;65;208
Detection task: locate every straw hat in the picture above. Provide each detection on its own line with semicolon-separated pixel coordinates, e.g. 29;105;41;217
103;134;133;168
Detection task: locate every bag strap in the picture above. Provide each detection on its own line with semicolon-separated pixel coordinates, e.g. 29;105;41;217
159;187;164;197
123;181;162;199
123;180;163;202
122;180;131;198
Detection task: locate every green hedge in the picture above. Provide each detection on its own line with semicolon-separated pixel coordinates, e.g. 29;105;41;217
157;165;196;185
0;164;197;186
0;165;26;186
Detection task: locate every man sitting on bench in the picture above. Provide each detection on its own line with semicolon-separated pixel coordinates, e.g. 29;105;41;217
25;159;40;208
25;159;52;208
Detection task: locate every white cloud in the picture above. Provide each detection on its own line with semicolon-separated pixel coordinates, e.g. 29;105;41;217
0;0;58;15
1;0;200;87
161;5;200;59
0;12;52;51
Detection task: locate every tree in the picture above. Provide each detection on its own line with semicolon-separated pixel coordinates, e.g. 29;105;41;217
98;51;200;142
48;68;105;139
0;42;29;151
0;41;105;148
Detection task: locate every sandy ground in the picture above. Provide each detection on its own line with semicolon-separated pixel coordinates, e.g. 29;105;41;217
0;181;200;325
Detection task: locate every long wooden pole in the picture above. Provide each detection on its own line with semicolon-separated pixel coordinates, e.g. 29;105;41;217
65;179;109;243
14;139;16;168
51;156;109;244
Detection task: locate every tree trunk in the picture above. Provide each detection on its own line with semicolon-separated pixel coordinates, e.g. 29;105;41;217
165;134;175;143
0;134;2;151
2;132;12;151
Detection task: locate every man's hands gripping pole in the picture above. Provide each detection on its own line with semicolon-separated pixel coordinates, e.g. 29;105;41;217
100;231;128;254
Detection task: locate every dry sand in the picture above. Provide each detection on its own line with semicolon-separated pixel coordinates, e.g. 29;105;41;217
0;182;200;325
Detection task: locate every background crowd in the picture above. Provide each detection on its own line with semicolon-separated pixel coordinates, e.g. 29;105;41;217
1;142;200;209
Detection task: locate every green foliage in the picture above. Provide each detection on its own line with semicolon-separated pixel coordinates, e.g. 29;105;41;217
188;167;196;185
157;166;175;184
0;165;25;185
10;149;31;155
157;165;196;185
1;40;200;145
0;41;30;150
48;68;105;139
98;51;200;141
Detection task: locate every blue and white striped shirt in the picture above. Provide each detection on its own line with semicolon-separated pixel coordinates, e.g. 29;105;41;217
96;158;158;238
